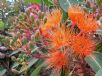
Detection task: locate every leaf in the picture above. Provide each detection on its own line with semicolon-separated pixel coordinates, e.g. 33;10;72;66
25;0;41;4
61;69;68;76
41;0;44;12
0;20;4;30
20;58;38;73
22;38;27;45
96;69;102;76
59;0;83;12
30;64;43;76
62;10;68;22
85;52;102;73
24;0;52;6
0;67;6;76
96;0;102;6
43;0;53;6
28;59;38;68
96;42;102;53
12;62;20;68
10;48;21;56
31;46;39;53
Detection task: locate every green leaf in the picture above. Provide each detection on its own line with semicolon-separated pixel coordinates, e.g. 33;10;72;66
31;46;39;53
43;0;53;6
24;0;52;6
96;42;102;53
96;69;102;76
62;10;68;22
85;52;102;73
59;0;83;12
0;67;6;76
61;69;68;76
12;62;20;68
30;64;43;76
10;48;21;56
22;38;27;45
41;0;44;12
28;59;38;68
20;58;38;73
0;20;4;30
25;0;41;4
96;0;102;6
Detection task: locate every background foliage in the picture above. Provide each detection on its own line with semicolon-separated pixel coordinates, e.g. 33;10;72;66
0;0;102;76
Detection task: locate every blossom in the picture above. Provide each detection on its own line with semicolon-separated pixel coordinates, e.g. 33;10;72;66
40;9;62;37
68;6;85;24
46;9;62;26
68;6;98;32
71;35;96;57
48;26;74;49
77;15;98;32
45;50;68;73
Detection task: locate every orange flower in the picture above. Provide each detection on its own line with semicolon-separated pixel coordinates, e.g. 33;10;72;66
46;9;62;26
68;6;85;24
48;26;74;49
77;15;98;32
46;50;68;73
68;5;98;32
40;9;62;36
71;35;96;57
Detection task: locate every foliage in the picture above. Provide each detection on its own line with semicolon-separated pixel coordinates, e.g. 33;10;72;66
0;20;4;30
0;0;102;76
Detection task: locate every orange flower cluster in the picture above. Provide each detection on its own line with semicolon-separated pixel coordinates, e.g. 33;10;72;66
49;26;73;49
68;6;98;32
71;36;96;57
46;50;68;73
68;6;84;24
40;9;62;37
78;15;98;32
39;9;97;73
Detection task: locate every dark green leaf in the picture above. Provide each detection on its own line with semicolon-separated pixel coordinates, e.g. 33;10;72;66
0;67;6;76
62;10;68;22
96;42;102;53
30;64;43;76
41;0;44;12
61;69;68;76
